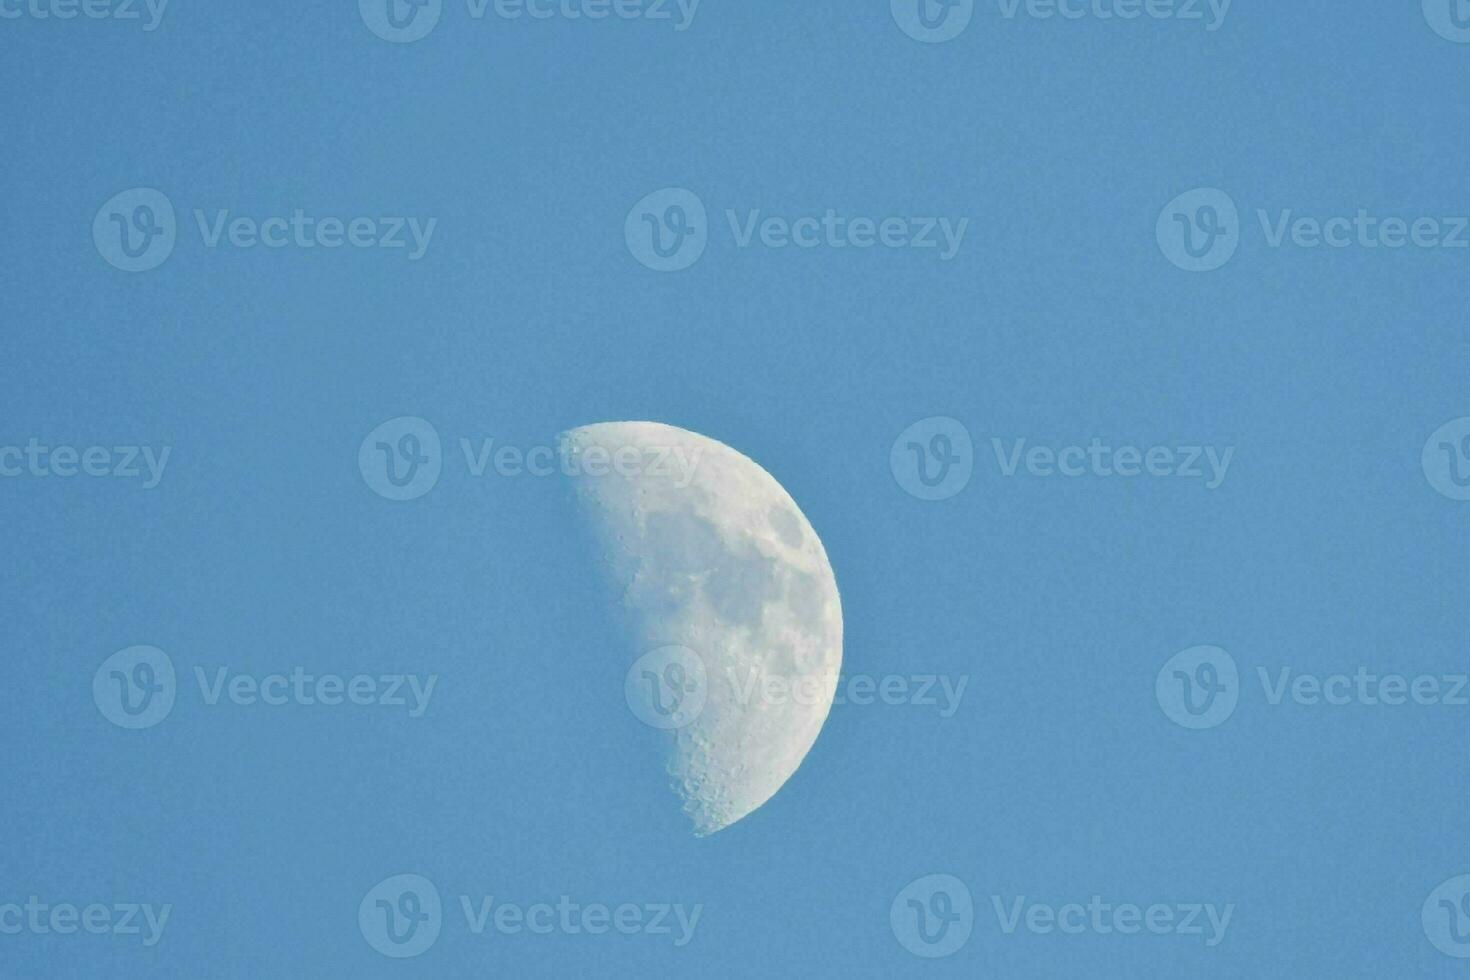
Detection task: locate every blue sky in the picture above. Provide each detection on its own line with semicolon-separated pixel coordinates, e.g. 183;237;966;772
4;1;1470;976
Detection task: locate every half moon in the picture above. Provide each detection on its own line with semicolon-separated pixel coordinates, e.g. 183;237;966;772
560;421;843;837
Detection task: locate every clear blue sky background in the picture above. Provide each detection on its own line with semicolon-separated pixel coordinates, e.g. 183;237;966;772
3;1;1469;976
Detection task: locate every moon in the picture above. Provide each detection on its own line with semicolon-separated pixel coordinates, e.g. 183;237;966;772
560;421;843;837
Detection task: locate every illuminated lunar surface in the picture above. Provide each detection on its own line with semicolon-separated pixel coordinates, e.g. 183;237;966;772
561;421;843;836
